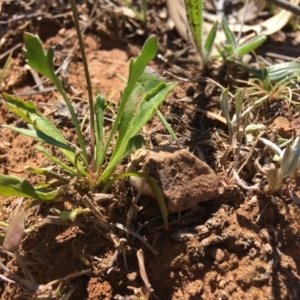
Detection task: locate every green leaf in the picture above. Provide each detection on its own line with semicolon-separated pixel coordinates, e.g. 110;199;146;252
35;145;81;176
25;166;70;184
235;35;266;56
60;210;78;222
204;20;218;58
23;33;88;161
2;124;75;152
231;89;243;130
101;72;175;183
221;16;237;51
96;36;159;179
266;62;300;82
184;0;205;61
156;110;178;142
2;93;81;169
220;87;231;125
94;93;106;170
24;33;57;83
0;174;60;200
124;135;146;157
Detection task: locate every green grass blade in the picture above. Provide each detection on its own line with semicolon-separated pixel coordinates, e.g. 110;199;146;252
25;167;70;184
221;16;237;50
232;89;243;130
36;145;81;177
259;138;282;157
204;20;218;58
266;62;300;82
184;0;206;63
220;87;233;141
235;35;266;56
156;109;178;142
94;93;106;170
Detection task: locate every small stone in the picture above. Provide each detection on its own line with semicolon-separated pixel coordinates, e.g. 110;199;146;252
269;116;294;138
209;247;226;263
127;272;137;282
131;148;219;212
263;243;273;255
219;279;226;289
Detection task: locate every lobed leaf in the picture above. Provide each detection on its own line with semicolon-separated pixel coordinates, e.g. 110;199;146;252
24;33;57;83
23;32;88;161
2;93;80;168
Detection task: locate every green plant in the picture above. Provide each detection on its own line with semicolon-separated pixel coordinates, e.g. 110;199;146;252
236;62;300;115
220;87;243;143
184;0;218;69
258;136;300;192
0;3;175;231
217;16;266;62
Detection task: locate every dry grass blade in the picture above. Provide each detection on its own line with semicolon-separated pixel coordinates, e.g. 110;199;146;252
37;269;91;293
239;0;300;44
112;223;159;255
0;261;39;292
137;249;152;299
81;194;111;233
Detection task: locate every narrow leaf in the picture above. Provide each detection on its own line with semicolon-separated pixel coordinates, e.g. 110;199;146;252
2;124;75;152
184;0;205;60
235;35;266;56
23;32;88;161
101;79;175;183
2;93;77;165
97;35;158;175
221;16;237;50
220;87;233;141
35;145;81;177
94;93;106;170
0;174;60;200
259;138;282;157
204;20;218;58
25;166;69;184
156;110;178;142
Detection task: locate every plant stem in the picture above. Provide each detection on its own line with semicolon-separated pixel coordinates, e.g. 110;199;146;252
69;0;96;172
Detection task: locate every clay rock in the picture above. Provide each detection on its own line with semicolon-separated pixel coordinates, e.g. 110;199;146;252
130;148;219;212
